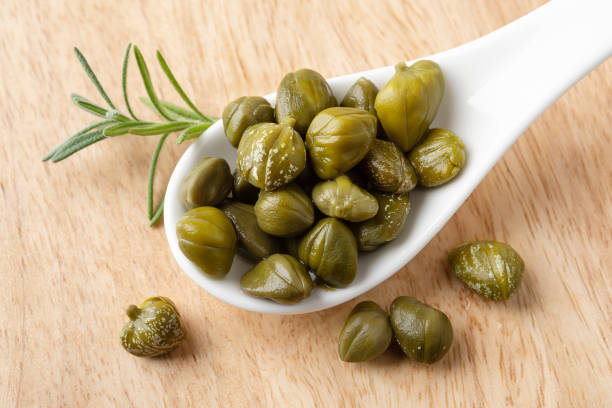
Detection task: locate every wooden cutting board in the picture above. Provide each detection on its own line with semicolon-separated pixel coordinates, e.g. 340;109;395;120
2;0;610;406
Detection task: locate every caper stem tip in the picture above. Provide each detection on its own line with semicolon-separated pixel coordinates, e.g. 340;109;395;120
126;304;140;320
395;62;408;71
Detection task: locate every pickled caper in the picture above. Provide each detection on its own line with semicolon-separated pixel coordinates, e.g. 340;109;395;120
275;68;337;135
240;254;313;304
222;96;274;147
120;296;186;357
311;175;378;222
338;301;392;362
176;207;237;278
390;296;453;364
408;128;465;187
306;107;377;179
298;218;358;287
375;60;444;152
254;184;314;237
179;157;233;210
449;241;524;301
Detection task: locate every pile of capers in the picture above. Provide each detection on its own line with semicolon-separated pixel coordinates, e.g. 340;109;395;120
338;297;453;364
175;61;467;305
121;63;527;360
337;240;525;364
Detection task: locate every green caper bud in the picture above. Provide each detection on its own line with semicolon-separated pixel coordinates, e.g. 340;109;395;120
337;301;393;362
176;207;237;278
341;77;385;137
360;139;417;193
312;175;378;222
179;157;233;210
220;200;282;260
341;77;378;114
390;296;453;364
449;241;525;301
352;193;410;251
375;60;444;152
240;254;313;304
222;96;275;147
408;128;465;187
298;218;358;287
254;184;314;237
275;68;337;135
237;119;306;191
306;107;377;179
120;296;186;357
232;168;259;204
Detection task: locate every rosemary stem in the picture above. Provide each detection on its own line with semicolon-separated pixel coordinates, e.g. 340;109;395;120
148;133;169;220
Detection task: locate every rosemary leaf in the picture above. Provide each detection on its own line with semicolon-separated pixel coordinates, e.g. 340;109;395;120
129;121;193;136
43;120;112;161
71;94;110;118
176;122;214;144
51;129;106;162
156;51;211;121
42;149;55;162
133;46;173;121
140;97;203;121
148;133;169;219
74;47;116;110
121;43;139;120
103;121;154;137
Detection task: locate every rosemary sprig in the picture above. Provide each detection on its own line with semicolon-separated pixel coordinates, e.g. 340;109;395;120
43;44;218;226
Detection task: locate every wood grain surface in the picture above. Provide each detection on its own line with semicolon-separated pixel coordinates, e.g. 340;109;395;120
1;0;611;406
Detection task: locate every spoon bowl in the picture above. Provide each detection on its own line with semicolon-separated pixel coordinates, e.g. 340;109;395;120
164;0;611;314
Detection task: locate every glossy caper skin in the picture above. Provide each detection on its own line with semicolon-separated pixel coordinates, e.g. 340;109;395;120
312;175;378;222
449;241;525;301
120;296;186;357
375;60;444;152
341;77;378;114
306;107;377;179
360;139;417;193
222;96;275;147
240;254;313;304
254;184;314;237
352;193;410;251
337;301;393;362
232;168;259;204
179;157;233;210
275;68;337;135
298;218;358;287
220;201;282;260
390;296;453;364
176;207;237;278
408;128;465;187
237;118;306;191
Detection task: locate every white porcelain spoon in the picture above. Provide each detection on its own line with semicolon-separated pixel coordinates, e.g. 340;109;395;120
164;0;611;314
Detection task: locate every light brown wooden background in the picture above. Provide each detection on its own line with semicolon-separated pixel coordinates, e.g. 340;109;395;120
1;0;611;406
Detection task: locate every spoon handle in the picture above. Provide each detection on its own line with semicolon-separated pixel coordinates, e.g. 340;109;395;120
460;0;612;135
